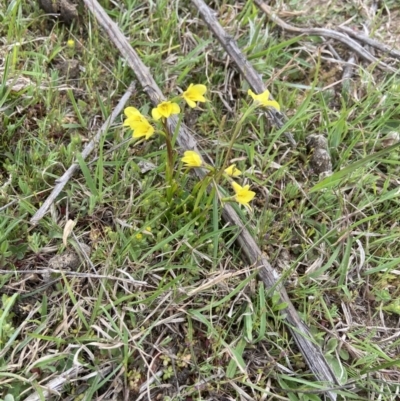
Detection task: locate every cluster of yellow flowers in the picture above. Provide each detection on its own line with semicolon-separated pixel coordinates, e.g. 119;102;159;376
123;85;279;210
123;84;207;139
181;150;255;208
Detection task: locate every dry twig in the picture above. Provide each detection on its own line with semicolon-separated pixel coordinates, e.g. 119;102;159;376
24;366;85;401
253;0;397;73
24;365;113;401
29;83;136;224
81;0;340;399
191;0;296;146
338;25;400;60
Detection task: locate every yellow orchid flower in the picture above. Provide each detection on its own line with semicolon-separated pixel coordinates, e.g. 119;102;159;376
224;164;242;177
231;181;256;206
128;118;155;140
182;151;202;167
248;89;280;111
151;101;180;120
182;84;207;108
123;107;155;139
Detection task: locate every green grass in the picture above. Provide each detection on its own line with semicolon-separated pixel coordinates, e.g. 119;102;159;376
1;0;400;400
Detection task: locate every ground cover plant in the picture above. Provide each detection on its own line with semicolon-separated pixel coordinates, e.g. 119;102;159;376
0;0;400;400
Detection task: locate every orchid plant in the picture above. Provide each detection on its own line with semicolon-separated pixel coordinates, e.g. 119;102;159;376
123;85;279;210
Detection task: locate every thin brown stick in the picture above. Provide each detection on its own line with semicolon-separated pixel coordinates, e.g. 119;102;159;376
338;25;400;60
81;0;340;399
0;269;148;285
29;82;136;225
189;0;296;146
253;0;397;73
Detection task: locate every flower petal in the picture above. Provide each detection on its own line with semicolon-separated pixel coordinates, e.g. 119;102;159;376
171;102;181;114
185;98;197;108
152;107;162;120
124;107;142;117
144;125;155;139
231;181;243;194
182;150;202;167
193;84;207;96
247;89;257;100
265;100;280;111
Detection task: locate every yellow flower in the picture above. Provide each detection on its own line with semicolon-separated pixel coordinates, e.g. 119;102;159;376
248;89;280;111
182;151;202;167
135;233;143;240
130;118;155;139
225;164;242;177
67;39;75;48
182;84;207;108
151;101;180;120
123;107;154;139
231;181;256;206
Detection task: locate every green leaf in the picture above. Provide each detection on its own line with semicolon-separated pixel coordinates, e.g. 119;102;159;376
326;354;347;385
76;153;99;197
0;293;18;342
255;283;267;343
243;305;253;343
226;338;247;378
381;300;400;315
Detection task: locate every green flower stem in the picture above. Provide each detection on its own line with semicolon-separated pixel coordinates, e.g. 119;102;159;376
169;95;182;103
171;112;184;148
222;173;236;183
223;103;257;169
211;103;257;187
221;196;234;202
203;164;215;173
162;119;175;203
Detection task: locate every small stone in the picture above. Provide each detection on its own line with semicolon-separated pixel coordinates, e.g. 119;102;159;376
306;134;329;151
54;59;80;79
138;160;156;174
381;131;399;148
38;0;58;14
306;134;332;176
59;0;78;23
310;148;333;176
48;243;91;271
38;0;79;23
